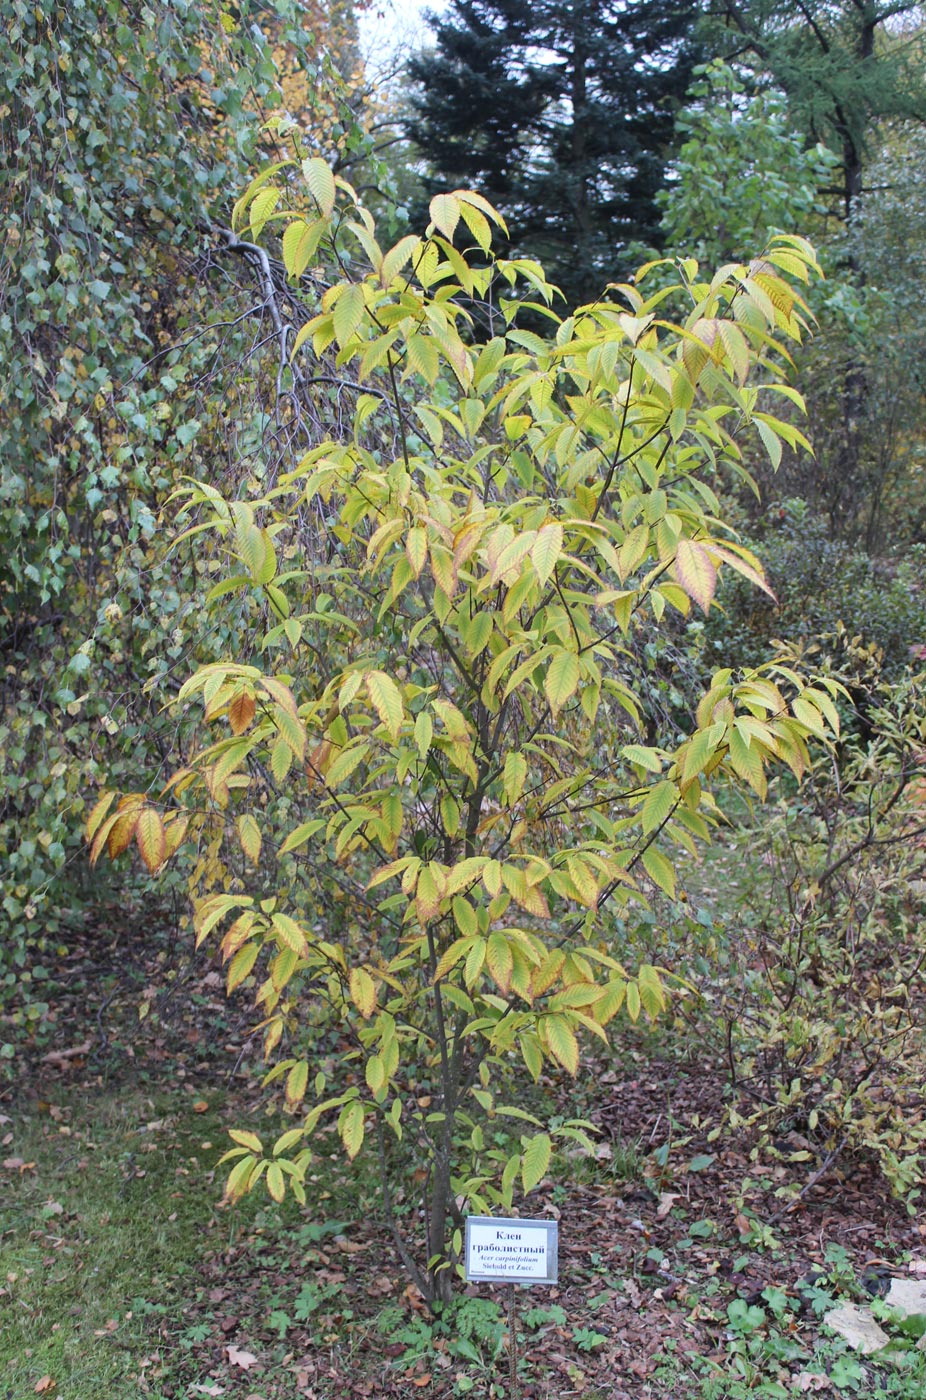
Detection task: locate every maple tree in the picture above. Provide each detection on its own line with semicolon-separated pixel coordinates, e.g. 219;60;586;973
87;151;840;1302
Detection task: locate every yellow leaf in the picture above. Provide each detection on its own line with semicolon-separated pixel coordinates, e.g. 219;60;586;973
406;525;428;577
339;1100;365;1160
486;933;513;994
531;522;563;587
266;1161;286;1203
333;283;365;348
416;864;443;923
227;942;259;993
236;813;262;865
135;808;166;874
349;966;377;1019
365;670;403;742
381;234;421;286
543;1014;579;1075
674;539;717;613
637;964;667;1019
85;790;115;842
544;651;580;717
302;156;336;217
641;845;676;899
366;1055;386;1093
271;913;308;957
429;192;460;241
640;780;678;836
282;218;324;278
285;1061;308;1109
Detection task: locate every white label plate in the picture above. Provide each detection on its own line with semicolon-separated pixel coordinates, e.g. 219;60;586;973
464;1215;558;1284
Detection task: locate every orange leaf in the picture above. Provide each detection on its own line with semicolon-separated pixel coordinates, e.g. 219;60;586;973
34;1379;56;1394
229;690;256;735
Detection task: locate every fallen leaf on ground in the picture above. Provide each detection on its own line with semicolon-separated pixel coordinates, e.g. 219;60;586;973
41;1042;91;1064
34;1379;56;1394
226;1346;259;1370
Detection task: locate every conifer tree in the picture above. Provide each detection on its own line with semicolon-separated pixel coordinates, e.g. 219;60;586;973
407;0;704;307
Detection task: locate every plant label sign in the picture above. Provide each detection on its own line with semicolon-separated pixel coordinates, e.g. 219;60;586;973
464;1215;559;1285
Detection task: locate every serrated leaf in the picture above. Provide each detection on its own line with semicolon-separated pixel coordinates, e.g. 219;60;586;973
266;1160;286;1202
531;522;563;587
416;864;443;923
271;913;308;957
675;539;717;613
641;845;676;899
406;525;428;577
381;233;420;285
228;1129;263;1153
429;192;460;241
544;651;580;717
339;1100;365;1160
486;933;514;993
302;156;336;216
228;690;256;735
136;808;166;873
544;1014;579;1075
503;751;527;807
641;780;677;836
521;1132;552;1194
285;1061;308;1109
236;813;262;865
85;790;115;842
333;283;365;348
349;967;377;1019
637;963;667;1019
249;185;279;240
366;1055;386;1093
414;709;432;760
227;941;259;993
282;218;324;278
278;819;326;855
366;670;403;742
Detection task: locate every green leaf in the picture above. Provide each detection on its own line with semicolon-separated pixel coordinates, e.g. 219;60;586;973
641;845;676;899
544;651;580;717
339;1100;365;1160
640;780;677;835
544;1015;579;1075
366;670;403;742
282;218;325;279
531;522;563;586
333;284;365;348
486;932;513;993
521;1132;552;1194
302;156;336;216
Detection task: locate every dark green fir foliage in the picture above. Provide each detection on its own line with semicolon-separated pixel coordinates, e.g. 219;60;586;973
407;0;705;307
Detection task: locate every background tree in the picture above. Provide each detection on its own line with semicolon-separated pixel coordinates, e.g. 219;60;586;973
708;0;926;223
407;0;705;307
0;0;377;1017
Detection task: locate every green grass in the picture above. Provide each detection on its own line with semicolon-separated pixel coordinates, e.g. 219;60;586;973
0;1087;240;1398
